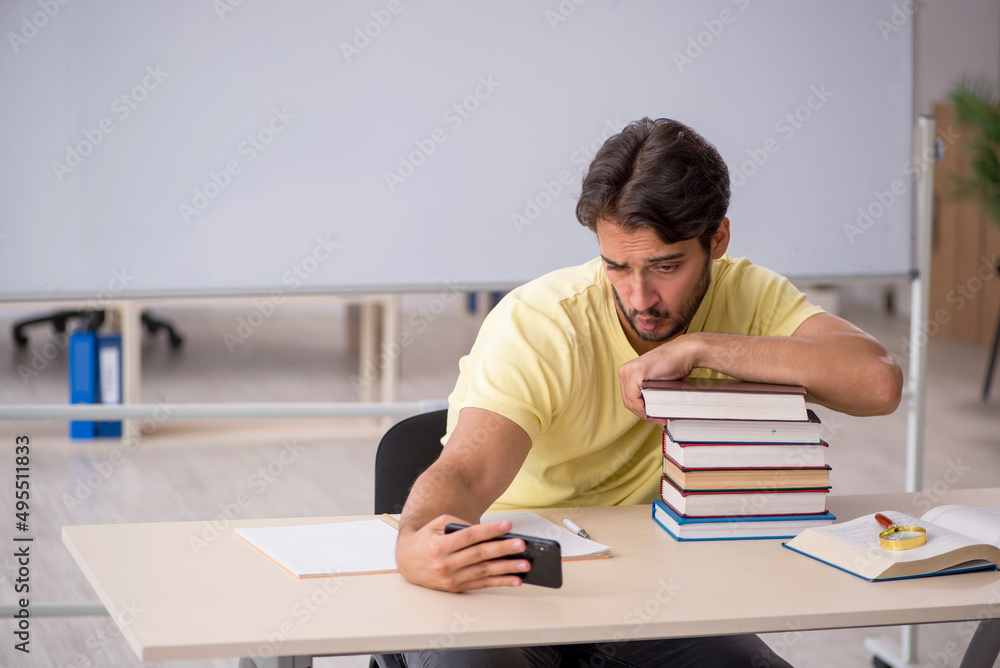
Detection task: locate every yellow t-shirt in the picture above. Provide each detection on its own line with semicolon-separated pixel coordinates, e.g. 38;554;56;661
445;255;825;511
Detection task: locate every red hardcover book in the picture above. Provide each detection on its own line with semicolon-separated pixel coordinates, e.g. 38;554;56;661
662;455;832;491
660;476;830;518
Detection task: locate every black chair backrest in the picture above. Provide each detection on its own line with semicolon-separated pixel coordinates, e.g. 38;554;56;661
374;410;448;515
370;412;446;668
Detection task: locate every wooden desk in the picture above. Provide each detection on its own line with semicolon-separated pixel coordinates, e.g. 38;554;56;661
62;489;1000;664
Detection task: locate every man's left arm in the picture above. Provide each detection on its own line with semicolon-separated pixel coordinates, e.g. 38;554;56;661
619;313;904;419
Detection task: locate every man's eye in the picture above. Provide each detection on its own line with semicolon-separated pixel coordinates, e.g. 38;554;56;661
606;265;626;272
657;265;678;273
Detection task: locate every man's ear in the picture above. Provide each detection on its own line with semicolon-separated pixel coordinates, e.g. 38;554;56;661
710;217;730;260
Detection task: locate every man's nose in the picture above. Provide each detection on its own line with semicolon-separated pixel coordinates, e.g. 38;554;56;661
629;276;659;312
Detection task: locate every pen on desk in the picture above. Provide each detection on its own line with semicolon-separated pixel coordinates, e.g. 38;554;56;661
562;518;591;540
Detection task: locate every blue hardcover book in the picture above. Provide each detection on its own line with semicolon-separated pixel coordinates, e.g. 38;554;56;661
68;331;98;439
652;499;836;541
96;333;122;438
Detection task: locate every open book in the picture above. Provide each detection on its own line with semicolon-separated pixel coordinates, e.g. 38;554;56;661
236;511;610;578
783;505;1000;581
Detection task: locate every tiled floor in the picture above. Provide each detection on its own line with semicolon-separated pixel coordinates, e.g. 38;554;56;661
0;293;997;668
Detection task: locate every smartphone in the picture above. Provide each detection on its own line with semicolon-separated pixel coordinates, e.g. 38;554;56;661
444;523;562;588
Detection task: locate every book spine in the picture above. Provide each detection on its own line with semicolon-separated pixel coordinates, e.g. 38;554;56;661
662;476;830;496
663;454;832;472
96;333;122;438
68;331;98;439
660;477;831;518
663;431;828;449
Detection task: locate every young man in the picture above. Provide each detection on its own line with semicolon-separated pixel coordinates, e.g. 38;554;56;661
395;118;903;667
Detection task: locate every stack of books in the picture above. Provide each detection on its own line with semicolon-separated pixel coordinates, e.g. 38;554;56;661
641;378;835;541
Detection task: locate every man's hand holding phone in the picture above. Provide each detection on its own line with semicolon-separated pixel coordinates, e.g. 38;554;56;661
396;515;536;592
445;522;562;588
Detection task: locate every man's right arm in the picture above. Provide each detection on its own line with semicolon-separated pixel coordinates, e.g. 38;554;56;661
395;406;534;592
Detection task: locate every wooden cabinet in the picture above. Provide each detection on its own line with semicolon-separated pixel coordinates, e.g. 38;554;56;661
930;103;1000;346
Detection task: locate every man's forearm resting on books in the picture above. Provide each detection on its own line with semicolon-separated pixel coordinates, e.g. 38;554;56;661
620;314;903;419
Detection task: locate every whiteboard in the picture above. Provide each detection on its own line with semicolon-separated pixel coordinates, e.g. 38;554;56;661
0;0;913;300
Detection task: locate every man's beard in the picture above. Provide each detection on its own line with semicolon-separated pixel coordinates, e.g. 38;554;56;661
612;255;712;343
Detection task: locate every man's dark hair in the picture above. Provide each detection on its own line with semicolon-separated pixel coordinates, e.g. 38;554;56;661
575;118;730;252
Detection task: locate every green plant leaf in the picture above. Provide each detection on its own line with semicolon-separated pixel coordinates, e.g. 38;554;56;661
947;75;1000;226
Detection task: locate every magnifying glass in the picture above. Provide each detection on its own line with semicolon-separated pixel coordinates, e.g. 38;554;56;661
875;513;927;550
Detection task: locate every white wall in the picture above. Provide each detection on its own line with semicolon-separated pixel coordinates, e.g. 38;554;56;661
0;1;915;301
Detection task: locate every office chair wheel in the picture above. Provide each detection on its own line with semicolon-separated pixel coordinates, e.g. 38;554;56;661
872;657;891;668
141;312;184;350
